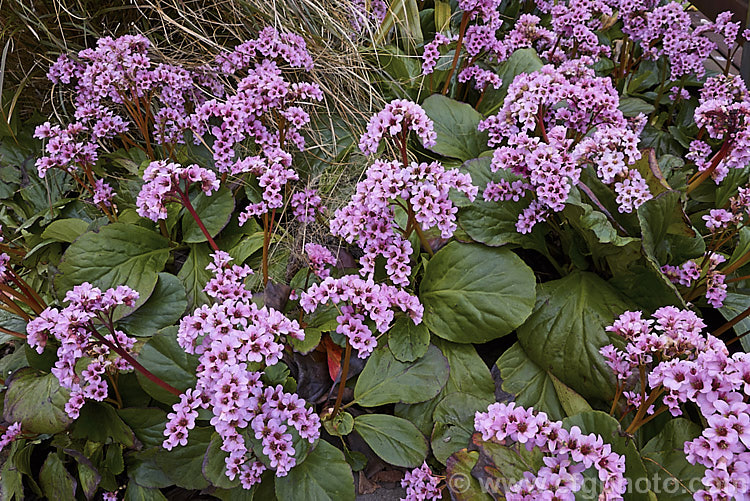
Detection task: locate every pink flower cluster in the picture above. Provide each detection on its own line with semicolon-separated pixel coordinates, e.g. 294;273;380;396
291;189;325;224
349;0;388;32
534;0;613;62
305;244;337;279
136;160;219;221
479;60;648;232
622;4;740;80
474;403;627;500
25;283;139;419
0;422;22;453
170;254;319;486
662;254;727;308
604;308;750;499
422;34;455;74
300;275;423;358
331;158;476;285
689;75;750;184
400;462;443;501
359;100;437;156
204;251;254;301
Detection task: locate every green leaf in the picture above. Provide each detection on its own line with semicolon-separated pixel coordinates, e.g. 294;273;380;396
563;411;648;501
275;440;355;501
496;343;565;420
1;443;24;500
638;190;696;263
119;273;187;337
353;344;448;407
431;393;492;464
177;243;213;309
323;411;354;437
353;414;428;467
70;402;135;447
420;242;536;343
394;339;494;435
54;223;170;311
40;218;90;242
444;449;492;501
719;292;750;351
422;94;489;161
618;97;655;117
517;272;631;402
387;316;430;362
203;433;239;489
39;453;77;500
77;460;101;500
641;419;705;500
117;408;167;449
549;373;593;417
181;186;235;243
135;327;198;405
3;368;72;434
124;480;168;501
154;426;212;490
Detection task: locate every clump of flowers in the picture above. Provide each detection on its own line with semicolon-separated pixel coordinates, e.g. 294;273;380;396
662;254;727;308
479;59;649;233
300;275;423;358
474;402;627;500
359;99;437;156
168;252;320;487
0;422;23;453
687;74;750;186
194;28;322;222
401;462;443;501
602;308;750;498
25;283;140;419
305;244;336;279
291;189;325;224
136;160;220;223
331;159;476;285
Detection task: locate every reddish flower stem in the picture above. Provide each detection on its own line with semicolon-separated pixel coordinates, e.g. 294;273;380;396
179;189;219;252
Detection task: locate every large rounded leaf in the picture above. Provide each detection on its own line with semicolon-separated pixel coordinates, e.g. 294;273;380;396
4;368;72;434
641;419;705;500
154;426;212;490
420;242;536;343
421;94;489;161
517;272;631;401
118;273;188;337
54;223;170;309
135;327;198;405
496;343;565;420
275;440;354;501
353;344;448;407
353;414;428;467
181;186;235;243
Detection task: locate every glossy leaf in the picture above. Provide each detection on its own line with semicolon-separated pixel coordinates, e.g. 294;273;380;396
275;440;355;501
154;426;212;490
496;343;565;420
3;368;72;434
431;393;492;464
354;414;428;467
178;243;213;309
39;453;77;500
641;419;705;500
517;272;630;401
420;242;536;343
181;186;235;243
135;327;198;405
54;223;170;310
422;94;489;161
387;316;430;362
563;411;648;501
119;273;187;337
40;218;89;242
353;344;448;407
